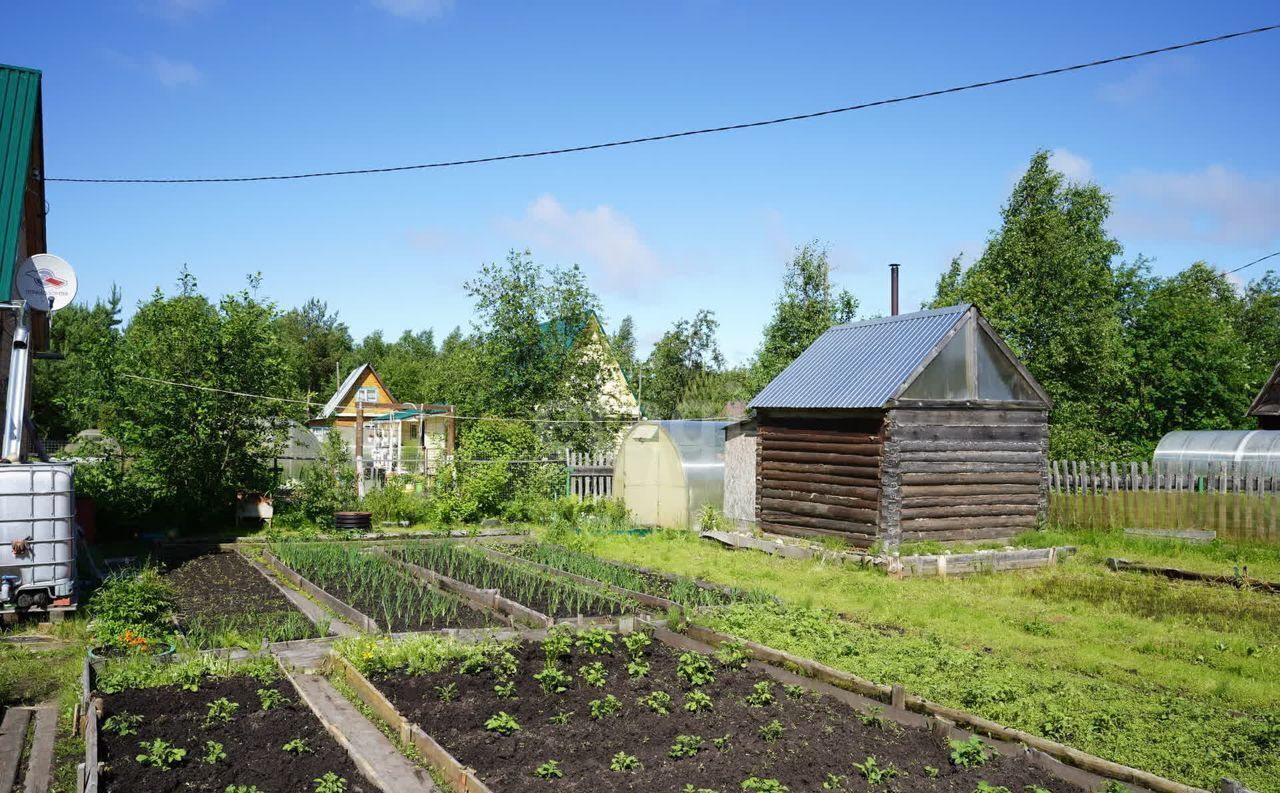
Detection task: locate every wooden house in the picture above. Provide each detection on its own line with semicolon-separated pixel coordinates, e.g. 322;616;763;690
539;312;641;420
306;364;455;478
0;64;50;459
1248;361;1280;430
747;304;1052;549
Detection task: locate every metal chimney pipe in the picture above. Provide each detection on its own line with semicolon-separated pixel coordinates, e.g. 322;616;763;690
889;263;901;316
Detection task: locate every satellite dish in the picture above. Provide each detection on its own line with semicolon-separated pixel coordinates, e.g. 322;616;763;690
15;254;77;312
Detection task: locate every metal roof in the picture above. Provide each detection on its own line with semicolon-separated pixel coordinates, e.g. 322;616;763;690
748;304;970;409
0;64;41;296
1248;361;1280;418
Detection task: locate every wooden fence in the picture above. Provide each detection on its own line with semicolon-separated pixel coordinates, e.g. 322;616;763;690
565;449;615;499
1047;460;1280;543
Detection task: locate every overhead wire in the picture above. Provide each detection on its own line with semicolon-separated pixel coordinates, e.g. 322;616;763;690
45;23;1280;185
119;372;716;423
1225;250;1280;276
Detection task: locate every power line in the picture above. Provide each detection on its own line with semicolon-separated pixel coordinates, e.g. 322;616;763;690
120;372;710;423
1226;250;1280;275
46;23;1280;185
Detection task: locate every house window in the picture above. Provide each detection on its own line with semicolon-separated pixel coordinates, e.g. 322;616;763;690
356;387;378;404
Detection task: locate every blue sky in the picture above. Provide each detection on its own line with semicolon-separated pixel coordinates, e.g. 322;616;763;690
6;1;1280;365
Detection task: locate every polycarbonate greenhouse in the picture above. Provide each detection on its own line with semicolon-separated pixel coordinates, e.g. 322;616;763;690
613;420;729;529
1153;430;1280;477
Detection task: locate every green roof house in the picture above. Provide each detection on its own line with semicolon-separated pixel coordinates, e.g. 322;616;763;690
1;63;49;458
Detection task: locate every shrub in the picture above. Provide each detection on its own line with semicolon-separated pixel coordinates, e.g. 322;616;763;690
534;760;564;780
294;430;358;524
669;734;703;759
589;694;623;719
136;738;186;769
610;752;641;772
485;711;521;735
88;566;176;652
677;652;716;686
641;690;674;715
950;736;993;769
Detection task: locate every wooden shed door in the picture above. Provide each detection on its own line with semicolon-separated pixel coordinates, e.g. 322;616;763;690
757;416;882;546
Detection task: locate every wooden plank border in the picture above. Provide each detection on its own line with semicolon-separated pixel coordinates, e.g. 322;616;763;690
332;654;495;793
471;543;679;611
371;548;553;628
682;622;1210;793
260;548;382;633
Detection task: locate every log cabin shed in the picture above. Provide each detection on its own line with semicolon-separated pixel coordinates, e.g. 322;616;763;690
747;304;1052;549
1248;360;1280;430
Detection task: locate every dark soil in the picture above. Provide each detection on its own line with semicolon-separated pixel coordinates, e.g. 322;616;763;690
98;674;370;793
165;553;322;644
372;638;1080;793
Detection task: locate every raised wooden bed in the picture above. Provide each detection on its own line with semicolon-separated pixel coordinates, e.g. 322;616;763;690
681;621;1212;793
371;547;553;628
1107;558;1280;594
333;620;1149;793
260;547;382;632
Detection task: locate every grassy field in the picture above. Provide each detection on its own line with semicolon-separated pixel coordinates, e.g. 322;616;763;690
565;527;1280;792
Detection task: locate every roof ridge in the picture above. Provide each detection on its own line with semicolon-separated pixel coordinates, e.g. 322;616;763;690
830;303;971;331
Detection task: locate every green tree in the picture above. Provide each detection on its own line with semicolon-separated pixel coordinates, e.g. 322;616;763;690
749;242;858;394
110;271;301;525
611;315;638;386
32;286;123;438
1124;262;1251;453
931;150;1129;458
464;250;613;450
1237;270;1280;390
643;311;724;419
276;299;353;397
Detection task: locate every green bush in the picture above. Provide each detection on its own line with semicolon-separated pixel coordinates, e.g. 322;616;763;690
294;431;358;524
88;566;176;652
362;478;433;525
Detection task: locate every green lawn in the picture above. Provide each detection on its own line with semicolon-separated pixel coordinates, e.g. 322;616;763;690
565;527;1280;792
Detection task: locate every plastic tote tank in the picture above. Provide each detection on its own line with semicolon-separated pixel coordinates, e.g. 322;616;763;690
613;420;729;529
0;464;75;608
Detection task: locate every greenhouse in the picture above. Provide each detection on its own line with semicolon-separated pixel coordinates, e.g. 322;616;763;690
612;420;729;529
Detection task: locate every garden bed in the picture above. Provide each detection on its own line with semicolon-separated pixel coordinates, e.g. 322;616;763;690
339;628;1081;793
269;542;498;632
386;542;637;618
486;540;759;608
93;656;371;792
165;551;325;646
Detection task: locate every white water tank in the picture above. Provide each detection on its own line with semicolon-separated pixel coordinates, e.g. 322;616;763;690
0;464;75;605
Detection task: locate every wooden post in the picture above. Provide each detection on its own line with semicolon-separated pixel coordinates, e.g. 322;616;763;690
355;401;365;499
891;684;906;710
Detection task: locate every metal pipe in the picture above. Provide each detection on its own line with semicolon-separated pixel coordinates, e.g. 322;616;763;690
2;303;30;462
889;263;901;316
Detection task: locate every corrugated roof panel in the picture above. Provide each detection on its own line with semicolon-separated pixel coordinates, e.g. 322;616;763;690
748;305;969;409
0;64;40;297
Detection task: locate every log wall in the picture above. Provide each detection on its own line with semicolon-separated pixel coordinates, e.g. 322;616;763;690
887;406;1049;544
755;413;885;546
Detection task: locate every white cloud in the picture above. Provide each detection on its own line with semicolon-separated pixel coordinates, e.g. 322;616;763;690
504;194;663;295
150;55;203;87
370;0;454;20
1049;148;1093;182
1112;165;1280;246
1098;56;1194;105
